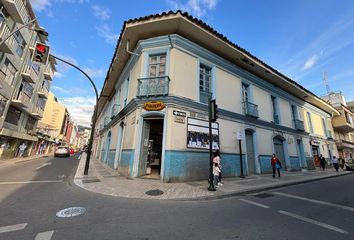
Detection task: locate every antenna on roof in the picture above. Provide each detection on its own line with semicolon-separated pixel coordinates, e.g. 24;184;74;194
323;71;330;94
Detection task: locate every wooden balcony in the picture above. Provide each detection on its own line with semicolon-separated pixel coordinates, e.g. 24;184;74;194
11;91;30;109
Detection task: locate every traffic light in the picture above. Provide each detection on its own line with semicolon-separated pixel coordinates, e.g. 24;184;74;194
210;99;218;122
32;43;49;65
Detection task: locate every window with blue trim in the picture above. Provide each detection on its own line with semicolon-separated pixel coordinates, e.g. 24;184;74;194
199;64;211;104
306;112;313;133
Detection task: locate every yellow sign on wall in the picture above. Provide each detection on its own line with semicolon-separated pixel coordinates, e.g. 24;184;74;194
143;101;165;111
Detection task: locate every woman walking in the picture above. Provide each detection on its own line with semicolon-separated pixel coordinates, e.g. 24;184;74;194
271;154;282;178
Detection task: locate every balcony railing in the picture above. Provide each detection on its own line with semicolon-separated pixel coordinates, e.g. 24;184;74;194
31;106;44;119
294;119;305;131
111;104;120;119
43;64;54;80
2;0;30;24
38;87;49;98
243;101;259;118
11;91;30;109
0;21;16;54
200;90;211;104
21;64;38;83
137;76;170;97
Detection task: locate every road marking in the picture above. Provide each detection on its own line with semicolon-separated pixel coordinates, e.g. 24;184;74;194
34;230;54;240
278;210;348;234
0;223;27;234
239;199;270;208
0;180;62;185
273;192;354;212
36;163;52;170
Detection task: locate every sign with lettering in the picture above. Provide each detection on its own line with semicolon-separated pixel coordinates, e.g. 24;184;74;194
173;110;186;117
174;116;185;123
143;101;165;111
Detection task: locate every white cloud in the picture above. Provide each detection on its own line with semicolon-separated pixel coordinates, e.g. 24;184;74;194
92;5;111;20
30;0;51;12
302;55;318;71
167;0;218;18
83;67;106;79
95;24;119;44
59;96;96;127
54;54;79;72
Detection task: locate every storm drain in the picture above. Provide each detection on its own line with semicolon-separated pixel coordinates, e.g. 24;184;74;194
56;207;86;218
82;178;101;183
253;193;274;198
145;189;164;196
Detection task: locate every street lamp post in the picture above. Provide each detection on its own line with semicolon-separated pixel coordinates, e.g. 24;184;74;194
50;55;99;175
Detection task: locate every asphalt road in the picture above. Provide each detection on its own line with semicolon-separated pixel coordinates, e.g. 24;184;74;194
0;155;353;240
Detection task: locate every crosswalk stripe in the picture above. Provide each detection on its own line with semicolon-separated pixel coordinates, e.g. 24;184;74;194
0;223;27;234
278;210;348;234
239;198;270;208
34;230;54;240
0;180;62;185
273;192;354;212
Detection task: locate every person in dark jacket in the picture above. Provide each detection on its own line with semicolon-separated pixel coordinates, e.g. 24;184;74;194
319;154;326;171
271;154;282;178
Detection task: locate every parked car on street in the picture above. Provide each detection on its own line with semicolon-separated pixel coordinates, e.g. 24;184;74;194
345;159;354;171
55;146;70;158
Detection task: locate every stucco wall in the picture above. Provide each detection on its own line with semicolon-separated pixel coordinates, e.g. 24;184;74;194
169;48;197;100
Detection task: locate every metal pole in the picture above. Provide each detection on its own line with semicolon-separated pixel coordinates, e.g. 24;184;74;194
50;55;99;175
0;18;37;46
208;96;216;191
239;139;245;178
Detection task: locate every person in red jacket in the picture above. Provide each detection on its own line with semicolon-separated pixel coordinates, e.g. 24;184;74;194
271;154;282;178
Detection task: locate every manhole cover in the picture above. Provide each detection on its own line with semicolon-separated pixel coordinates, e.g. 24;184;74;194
145;189;164;196
82;178;100;183
56;207;86;218
254;193;274;198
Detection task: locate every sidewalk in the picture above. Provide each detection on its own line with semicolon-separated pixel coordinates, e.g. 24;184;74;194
0;153;53;167
74;153;353;201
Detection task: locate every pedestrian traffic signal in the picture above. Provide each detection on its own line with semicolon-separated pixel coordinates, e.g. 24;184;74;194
210;99;218;122
32;43;49;65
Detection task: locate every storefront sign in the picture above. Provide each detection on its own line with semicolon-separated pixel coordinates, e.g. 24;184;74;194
143;101;165;111
311;139;320;146
190;111;207;120
174;116;185;123
236;132;244;140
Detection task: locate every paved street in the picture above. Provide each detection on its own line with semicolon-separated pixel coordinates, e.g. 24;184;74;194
0;155;354;239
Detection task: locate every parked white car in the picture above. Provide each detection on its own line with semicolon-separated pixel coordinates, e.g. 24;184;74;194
54;146;70;158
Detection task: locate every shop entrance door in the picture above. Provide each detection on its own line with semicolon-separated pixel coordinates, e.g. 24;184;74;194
139;118;163;178
273;137;286;169
312;145;320;166
245;130;256;175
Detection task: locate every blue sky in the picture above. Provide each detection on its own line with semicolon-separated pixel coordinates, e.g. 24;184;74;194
29;0;354;126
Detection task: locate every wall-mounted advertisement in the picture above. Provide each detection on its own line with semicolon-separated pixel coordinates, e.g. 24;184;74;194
187;118;219;150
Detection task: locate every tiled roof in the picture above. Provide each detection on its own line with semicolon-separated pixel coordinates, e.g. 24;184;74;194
100;10;331;111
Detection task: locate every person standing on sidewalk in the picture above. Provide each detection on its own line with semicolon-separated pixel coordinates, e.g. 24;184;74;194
18;143;27;158
339;157;345;169
319;154;326;171
213;150;223;186
271;154;281;178
332;156;339;172
212;162;221;188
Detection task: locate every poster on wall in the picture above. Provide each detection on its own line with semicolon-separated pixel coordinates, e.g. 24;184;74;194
186;118;219;150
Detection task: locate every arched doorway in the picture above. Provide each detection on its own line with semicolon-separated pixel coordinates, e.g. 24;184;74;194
273;136;286;169
103;131;111;164
245;129;256;175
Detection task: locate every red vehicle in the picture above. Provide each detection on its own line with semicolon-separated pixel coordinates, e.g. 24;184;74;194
69;148;75;155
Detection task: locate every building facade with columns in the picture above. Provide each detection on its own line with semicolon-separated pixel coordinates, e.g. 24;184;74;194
93;11;339;182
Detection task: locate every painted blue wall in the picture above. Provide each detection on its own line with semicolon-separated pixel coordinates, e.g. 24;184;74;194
289;156;301;171
119;149;134;177
106;150;116;168
163;150;246;182
259;155;273;173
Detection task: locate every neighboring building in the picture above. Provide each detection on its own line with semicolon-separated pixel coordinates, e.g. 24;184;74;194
76;125;90;150
322;92;354;161
38;92;68;145
0;0;55;159
347;101;354;113
69;123;78;148
93;11;339;182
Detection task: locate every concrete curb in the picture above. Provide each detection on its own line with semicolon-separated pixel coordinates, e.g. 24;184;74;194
73;152;353;201
177;171;353;201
